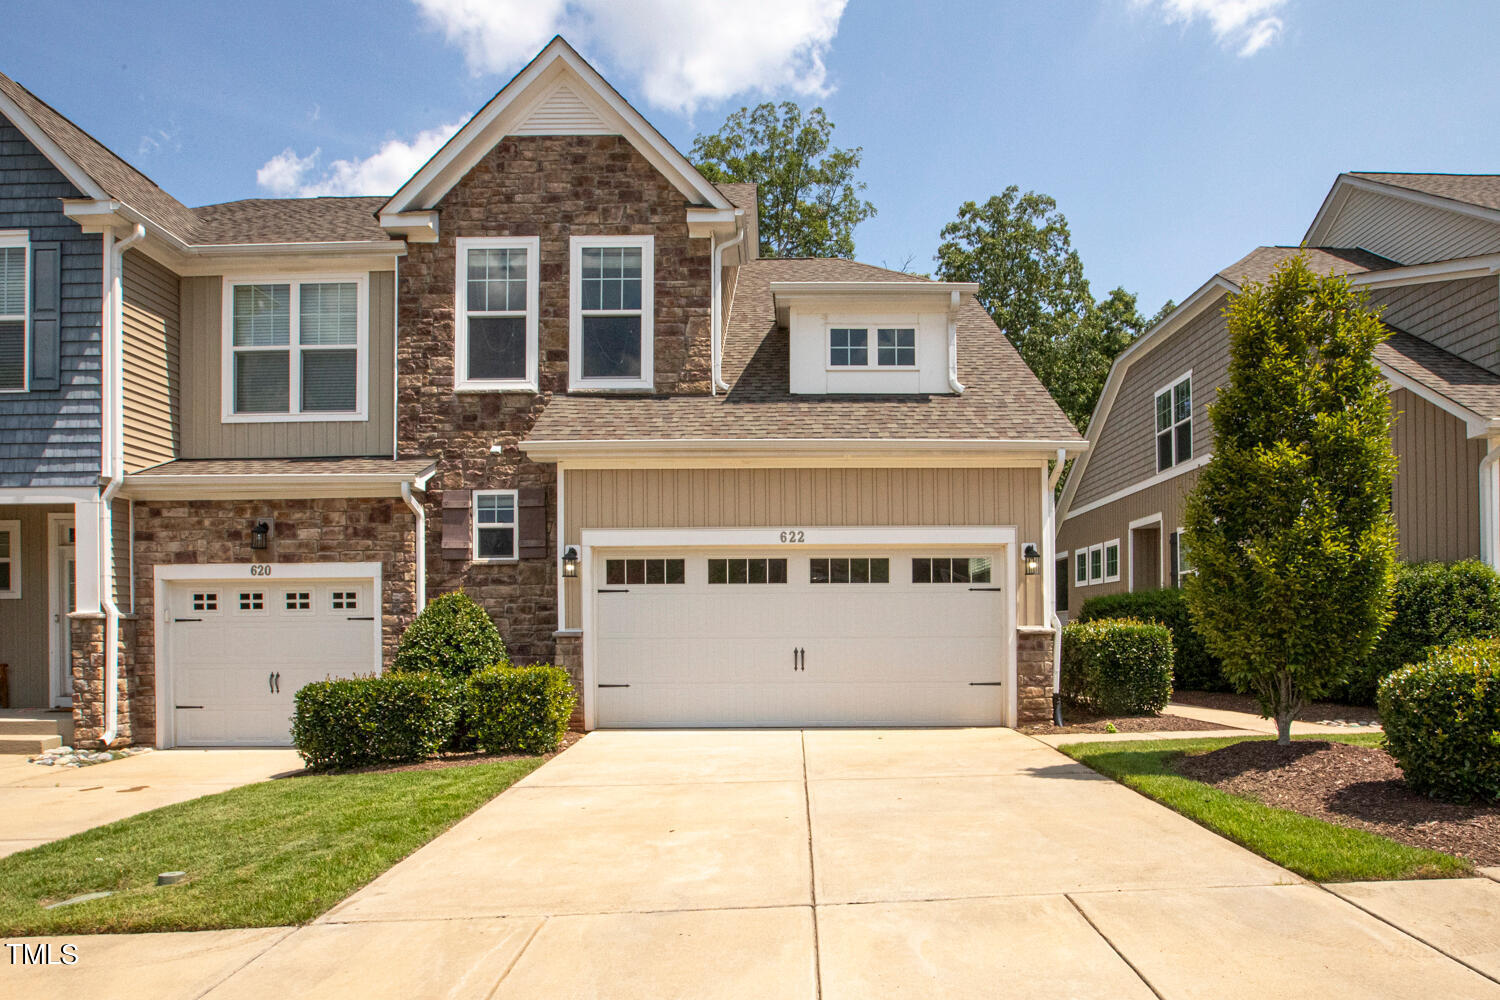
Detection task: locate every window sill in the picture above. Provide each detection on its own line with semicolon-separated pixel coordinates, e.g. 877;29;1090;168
470;557;520;565
565;384;655;394
825;365;919;373
222;411;368;424
454;382;539;395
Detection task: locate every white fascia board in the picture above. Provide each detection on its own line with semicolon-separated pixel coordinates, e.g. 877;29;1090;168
0;486;101;504
770;280;980;299
1308;174;1500;245
0;88;109;200
1062;453;1213;522
1348;253;1500;289
123;471;435;501
378;211;439;244
583;524;1017;551
382;37;730;218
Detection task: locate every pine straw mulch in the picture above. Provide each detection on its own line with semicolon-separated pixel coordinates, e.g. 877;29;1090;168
1172;690;1382;726
292;731;587;777
1021;711;1233;736
1174;739;1500;867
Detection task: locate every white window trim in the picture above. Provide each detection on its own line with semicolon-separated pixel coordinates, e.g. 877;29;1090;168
1154;369;1193;473
1103;538;1122;584
454;236;540;393
0;231;29;394
220;273;369;423
1088;542;1104;585
472;488;519;564
569;235;654;391
0;520;19;599
824;318;920;371
1074;549;1088;587
1175;527;1196;580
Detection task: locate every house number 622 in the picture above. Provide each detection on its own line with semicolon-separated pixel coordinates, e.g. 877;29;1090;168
778;530;805;543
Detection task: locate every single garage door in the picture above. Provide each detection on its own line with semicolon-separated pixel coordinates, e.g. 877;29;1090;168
166;577;377;746
593;548;1010;727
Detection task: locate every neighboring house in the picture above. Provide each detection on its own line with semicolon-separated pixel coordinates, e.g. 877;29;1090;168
1058;172;1500;615
0;36;1083;747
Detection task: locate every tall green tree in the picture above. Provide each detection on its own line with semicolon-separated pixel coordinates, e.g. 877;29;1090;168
934;188;1154;428
1183;256;1398;743
692;103;876;259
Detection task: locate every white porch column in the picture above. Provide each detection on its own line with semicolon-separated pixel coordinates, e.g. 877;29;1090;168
72;496;103;614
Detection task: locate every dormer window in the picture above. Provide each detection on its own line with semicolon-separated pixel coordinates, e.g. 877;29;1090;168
570;235;654;390
829;328;867;366
827;326;916;369
877;328;915;367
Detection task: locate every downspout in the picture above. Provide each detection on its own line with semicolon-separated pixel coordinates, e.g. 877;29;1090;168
1481;439;1500;569
401;481;426;614
947;291;965;394
710;213;745;395
1047;447;1067;726
98;223;145;746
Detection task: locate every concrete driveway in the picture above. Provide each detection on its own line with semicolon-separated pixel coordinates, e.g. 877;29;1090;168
7;730;1498;998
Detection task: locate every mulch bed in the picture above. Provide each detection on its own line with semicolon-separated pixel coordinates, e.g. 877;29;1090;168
1173;690;1382;726
1174;739;1500;867
1021;711;1230;736
290;731;586;777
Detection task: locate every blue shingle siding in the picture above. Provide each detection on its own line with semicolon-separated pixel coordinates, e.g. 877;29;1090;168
0;117;102;488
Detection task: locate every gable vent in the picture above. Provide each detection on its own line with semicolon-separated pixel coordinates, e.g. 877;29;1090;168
513;84;615;136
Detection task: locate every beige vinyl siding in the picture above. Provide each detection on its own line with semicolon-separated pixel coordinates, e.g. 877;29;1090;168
1370;277;1500;375
563;466;1047;629
178;271;395;458
0;505;70;708
1390;388;1483;562
1071;297;1229;508
1059;471;1199;605
1322;187;1500;265
121;249;181;472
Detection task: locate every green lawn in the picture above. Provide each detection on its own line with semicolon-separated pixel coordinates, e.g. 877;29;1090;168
0;758;543;935
1060;734;1471;882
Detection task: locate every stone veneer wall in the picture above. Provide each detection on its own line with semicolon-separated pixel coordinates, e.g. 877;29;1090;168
73;497;417;747
396;135;713;664
1016;630;1057;725
553;631;584;729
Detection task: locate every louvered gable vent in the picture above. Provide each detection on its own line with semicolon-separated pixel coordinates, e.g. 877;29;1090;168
513;83;613;136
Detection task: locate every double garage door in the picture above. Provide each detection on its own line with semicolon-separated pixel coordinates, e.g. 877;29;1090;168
593;547;1011;728
165;575;377;746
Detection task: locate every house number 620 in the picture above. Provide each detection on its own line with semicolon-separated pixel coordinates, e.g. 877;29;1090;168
778;530;805;543
249;564;273;576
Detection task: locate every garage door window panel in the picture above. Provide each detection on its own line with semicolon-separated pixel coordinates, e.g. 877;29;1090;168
474;491;517;562
331;589;359;611
191;591;220;613
912;557;992;583
605;558;685;585
810;557;889;584
237;591;266;613
284;591;312;613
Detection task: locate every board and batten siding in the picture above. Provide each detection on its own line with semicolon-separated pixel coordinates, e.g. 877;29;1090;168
178;272;395;458
1071;296;1229;509
562;466;1047;630
122;249;180;471
1370;277;1500;375
1058;470;1199;605
0;117;102;488
1390;387;1483;563
0;504;70;707
1322;187;1500;266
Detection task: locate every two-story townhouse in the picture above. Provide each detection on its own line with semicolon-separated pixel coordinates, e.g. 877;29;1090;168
2;36;1084;748
1058;172;1500;617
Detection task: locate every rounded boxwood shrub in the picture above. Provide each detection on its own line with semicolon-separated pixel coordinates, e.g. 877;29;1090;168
466;663;577;754
292;672;461;771
1338;560;1500;706
1061;617;1174;716
1379;638;1500;803
394;591;506;678
1077;587;1227;692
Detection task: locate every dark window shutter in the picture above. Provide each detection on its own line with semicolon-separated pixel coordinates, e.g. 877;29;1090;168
440;490;472;561
29;242;61;391
1055;558;1068;613
517;486;548;559
1169;532;1179;589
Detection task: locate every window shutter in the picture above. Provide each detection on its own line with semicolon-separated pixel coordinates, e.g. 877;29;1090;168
517;486;548;559
441;490;472;561
29;242;61;391
1169;532;1179;589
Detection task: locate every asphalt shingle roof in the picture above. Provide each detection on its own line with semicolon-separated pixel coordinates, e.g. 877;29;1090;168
1218;246;1398;286
1377;329;1500;421
1351;173;1500;214
526;257;1082;445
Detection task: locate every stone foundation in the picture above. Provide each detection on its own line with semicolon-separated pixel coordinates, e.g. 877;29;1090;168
1016;630;1057;725
553;631;584;729
70;612;137;748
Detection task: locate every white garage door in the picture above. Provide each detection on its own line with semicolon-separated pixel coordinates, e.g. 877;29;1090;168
166;577;377;746
593;548;1010;727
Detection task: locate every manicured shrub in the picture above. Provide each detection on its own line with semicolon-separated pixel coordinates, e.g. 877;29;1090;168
1061;618;1174;715
466;663;578;755
292;672;461;771
394;591;506;678
1379;638;1500;803
1336;560;1500;706
1077;588;1227;692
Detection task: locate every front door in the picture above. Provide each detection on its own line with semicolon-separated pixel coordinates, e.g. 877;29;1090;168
50;518;75;706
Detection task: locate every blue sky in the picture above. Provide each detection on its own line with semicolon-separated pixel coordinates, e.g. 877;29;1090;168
4;1;1499;314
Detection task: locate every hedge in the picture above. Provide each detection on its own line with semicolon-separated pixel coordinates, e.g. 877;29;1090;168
1337;560;1500;706
1077;587;1228;692
467;663;577;754
292;672;461;771
1061;618;1174;715
1379;637;1500;803
394;591;507;679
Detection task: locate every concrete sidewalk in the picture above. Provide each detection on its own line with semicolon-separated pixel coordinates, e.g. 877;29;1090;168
1163;701;1379;735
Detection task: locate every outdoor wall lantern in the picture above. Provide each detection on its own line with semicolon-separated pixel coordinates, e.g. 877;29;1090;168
250;521;270;551
1022;543;1041;576
561;546;580;578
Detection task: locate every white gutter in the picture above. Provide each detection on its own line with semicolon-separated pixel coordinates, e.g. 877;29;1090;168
1047;449;1066;724
98;223;146;746
401;482;426;613
710;212;746;394
947;290;965;394
1482;440;1500;570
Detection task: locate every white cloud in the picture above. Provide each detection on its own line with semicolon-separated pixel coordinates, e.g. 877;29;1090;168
412;0;847;115
1135;0;1288;57
255;121;466;197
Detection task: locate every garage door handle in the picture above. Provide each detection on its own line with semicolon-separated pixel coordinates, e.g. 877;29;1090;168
274;672;281;694
597;588;629;593
968;587;1005;592
347;616;375;621
598;683;630;689
969;682;1005;687
175;705;203;710
173;618;202;623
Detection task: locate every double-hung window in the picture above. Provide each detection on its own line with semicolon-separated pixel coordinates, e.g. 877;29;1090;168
0;520;18;598
224;276;366;420
0;233;27;392
1074;550;1088;588
570;235;654;390
473;490;517;561
1155;373;1192;472
1102;539;1121;583
455;237;539;391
